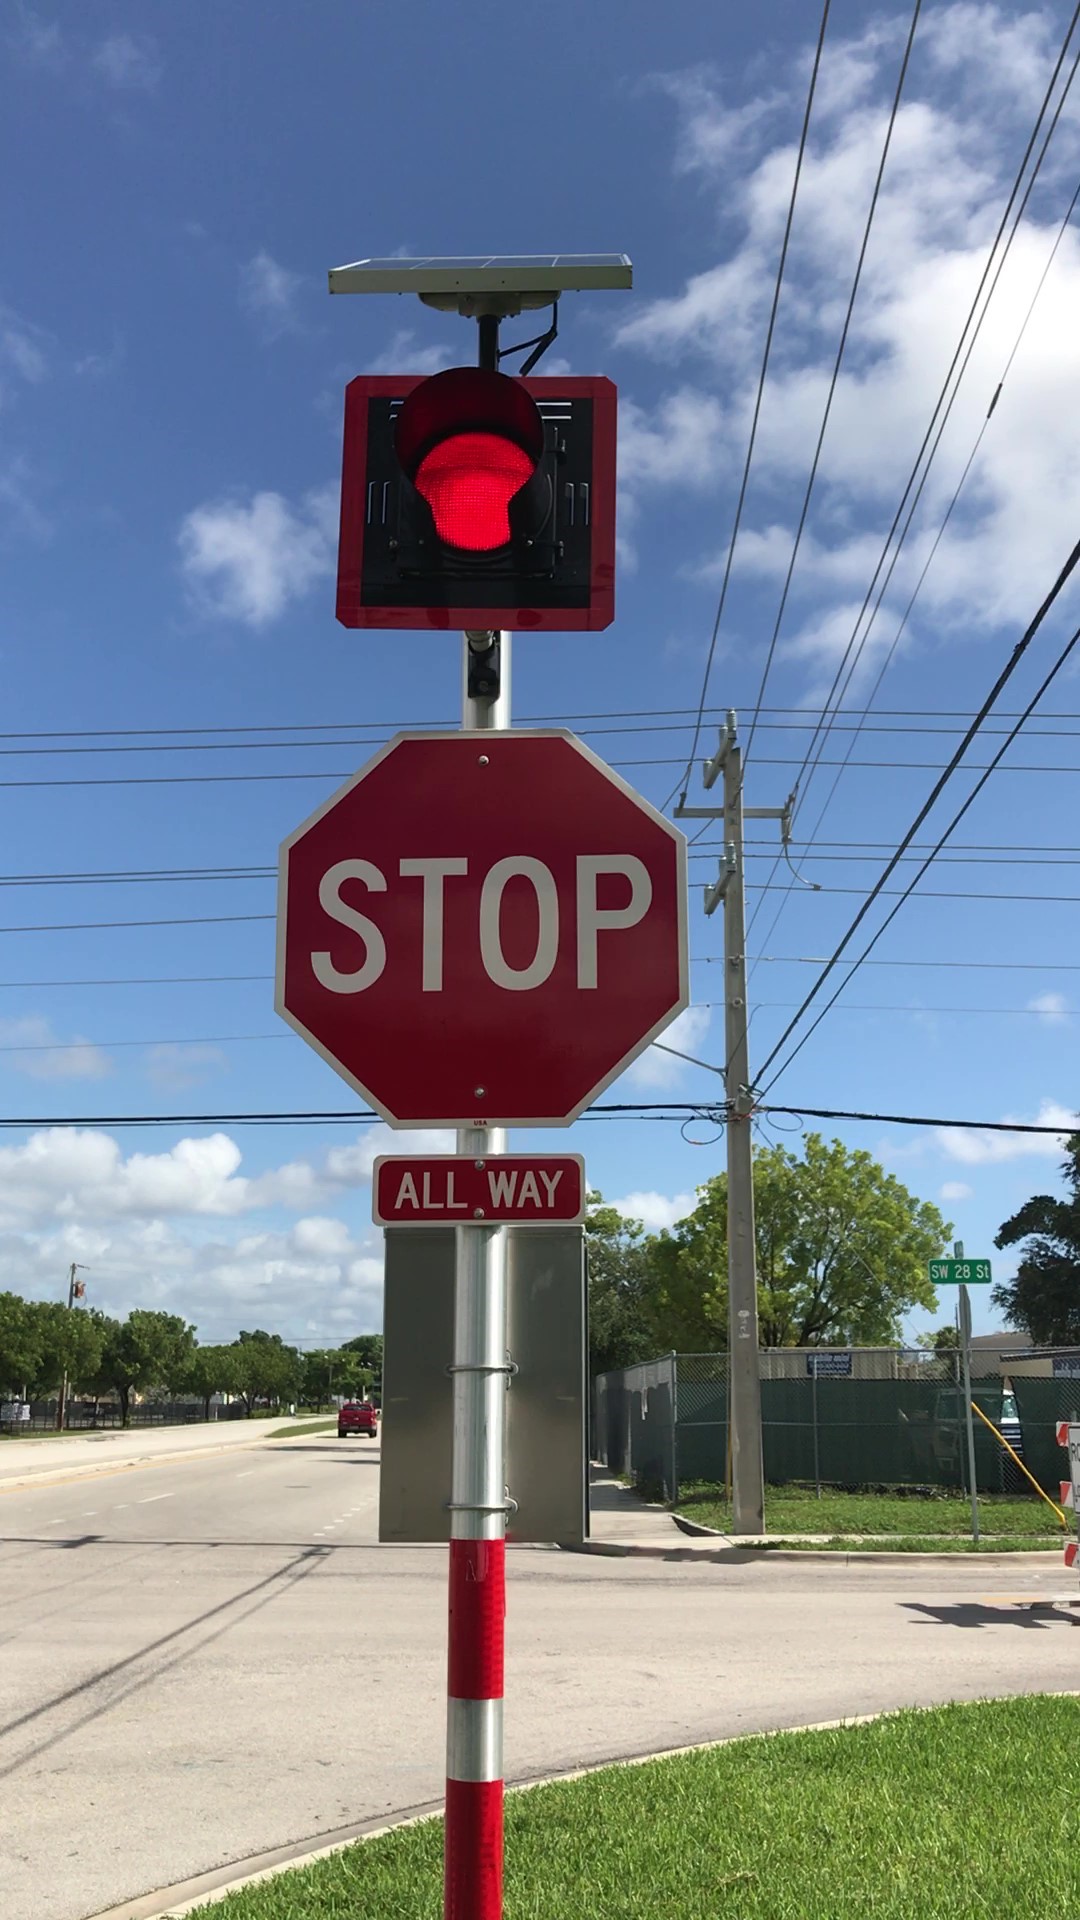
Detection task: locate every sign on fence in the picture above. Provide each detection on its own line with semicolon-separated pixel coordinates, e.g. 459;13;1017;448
806;1352;853;1377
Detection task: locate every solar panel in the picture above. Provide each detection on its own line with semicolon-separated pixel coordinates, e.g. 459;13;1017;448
328;254;632;296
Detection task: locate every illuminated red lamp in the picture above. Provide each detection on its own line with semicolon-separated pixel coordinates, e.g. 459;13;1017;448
336;369;617;632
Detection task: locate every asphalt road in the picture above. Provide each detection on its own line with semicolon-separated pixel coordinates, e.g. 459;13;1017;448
1;1434;1076;1920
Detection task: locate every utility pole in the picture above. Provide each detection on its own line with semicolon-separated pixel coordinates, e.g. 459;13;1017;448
56;1262;88;1432
677;710;789;1535
955;1239;980;1545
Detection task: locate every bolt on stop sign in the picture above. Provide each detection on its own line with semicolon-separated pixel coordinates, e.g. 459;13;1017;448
276;730;688;1128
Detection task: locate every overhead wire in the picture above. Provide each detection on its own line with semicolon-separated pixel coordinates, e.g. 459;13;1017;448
779;5;1080;826
756;49;1080;949
747;526;1080;1087
758;601;1080;1092
667;0;832;810
742;0;923;769
746;22;1080;955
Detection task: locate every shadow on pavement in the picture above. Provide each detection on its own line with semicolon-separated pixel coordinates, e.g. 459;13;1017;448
902;1600;1079;1629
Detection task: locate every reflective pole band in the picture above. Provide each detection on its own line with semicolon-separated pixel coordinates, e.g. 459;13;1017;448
448;1538;505;1698
444;1779;504;1920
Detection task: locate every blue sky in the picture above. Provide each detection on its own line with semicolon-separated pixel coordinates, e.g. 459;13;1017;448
2;0;1079;1345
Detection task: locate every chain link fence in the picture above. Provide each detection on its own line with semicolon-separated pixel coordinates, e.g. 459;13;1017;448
593;1350;1032;1502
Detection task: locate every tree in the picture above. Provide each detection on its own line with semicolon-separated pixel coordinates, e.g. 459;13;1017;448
646;1135;948;1350
916;1324;961;1356
0;1292;44;1393
231;1331;302;1414
341;1334;383;1376
994;1133;1080;1343
92;1310;196;1425
31;1302;106;1396
178;1344;238;1420
585;1193;661;1376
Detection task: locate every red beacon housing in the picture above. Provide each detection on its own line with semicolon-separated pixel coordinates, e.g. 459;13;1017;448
335;366;617;632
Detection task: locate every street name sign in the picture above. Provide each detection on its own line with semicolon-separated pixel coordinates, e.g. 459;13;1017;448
276;729;688;1127
928;1257;992;1285
373;1153;585;1226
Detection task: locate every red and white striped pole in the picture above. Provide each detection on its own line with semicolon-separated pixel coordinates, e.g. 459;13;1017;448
445;608;512;1918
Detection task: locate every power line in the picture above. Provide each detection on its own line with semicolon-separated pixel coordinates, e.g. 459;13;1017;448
2;951;1078;992
750;531;1080;1088
0;1097;1068;1137
748;38;1080;962
670;0;832;807
7;751;1080;796
782;7;1080;827
6;997;1066;1059
743;0;923;767
760;606;1080;1090
760;1104;1076;1134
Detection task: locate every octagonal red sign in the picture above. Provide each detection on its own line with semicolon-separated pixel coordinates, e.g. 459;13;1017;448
276;730;688;1128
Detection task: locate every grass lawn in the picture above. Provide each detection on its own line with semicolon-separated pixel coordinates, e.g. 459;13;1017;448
268;1417;338;1439
676;1481;1066;1539
190;1697;1080;1919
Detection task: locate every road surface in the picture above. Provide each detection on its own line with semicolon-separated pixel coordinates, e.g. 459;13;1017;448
0;1433;1074;1920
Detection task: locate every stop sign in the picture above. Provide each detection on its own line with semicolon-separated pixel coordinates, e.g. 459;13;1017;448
276;730;687;1128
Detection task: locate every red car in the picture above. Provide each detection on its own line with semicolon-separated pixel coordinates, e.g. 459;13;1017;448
338;1401;379;1440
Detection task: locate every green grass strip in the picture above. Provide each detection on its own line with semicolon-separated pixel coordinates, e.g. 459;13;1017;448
266;1418;338;1439
191;1696;1080;1918
676;1482;1066;1537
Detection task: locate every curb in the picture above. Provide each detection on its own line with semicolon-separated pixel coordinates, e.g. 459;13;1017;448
0;1423;330;1496
563;1535;1065;1566
87;1692;1080;1918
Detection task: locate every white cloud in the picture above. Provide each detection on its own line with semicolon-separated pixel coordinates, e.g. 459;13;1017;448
0;1122;451;1229
144;1043;228;1091
627;1004;713;1090
366;328;454;376
940;1181;973;1202
91;32;160;91
0;1016;110;1082
324;1124;456;1184
0;306;48;388
9;10;63;67
609;1188;696;1232
240;250;303;338
937;1099;1079;1166
178;483;337;625
614;10;1080;682
1;1215;385;1345
0;1120;472;1339
1027;991;1070;1024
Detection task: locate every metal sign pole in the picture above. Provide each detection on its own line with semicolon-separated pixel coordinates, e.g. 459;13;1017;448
955;1240;980;1546
444;549;512;1912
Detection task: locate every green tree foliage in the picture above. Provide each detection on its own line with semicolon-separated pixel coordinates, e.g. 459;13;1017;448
647;1135;948;1350
0;1292;45;1392
341;1334;382;1376
32;1302;106;1395
916;1324;961;1356
177;1343;239;1419
91;1310;197;1424
585;1193;660;1376
994;1133;1080;1343
231;1330;302;1414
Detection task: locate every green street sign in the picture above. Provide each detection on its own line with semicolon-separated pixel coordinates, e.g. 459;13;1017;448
928;1257;992;1285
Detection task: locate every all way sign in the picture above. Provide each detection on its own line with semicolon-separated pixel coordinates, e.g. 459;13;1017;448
373;1154;585;1227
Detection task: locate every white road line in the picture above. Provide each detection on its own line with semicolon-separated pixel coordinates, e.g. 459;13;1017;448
82;1510;97;1517
235;1470;255;1478
137;1492;174;1504
113;1504;129;1511
46;1517;67;1526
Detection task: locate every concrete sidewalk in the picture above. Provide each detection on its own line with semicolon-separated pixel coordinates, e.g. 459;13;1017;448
575;1469;1066;1567
0;1413;329;1491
